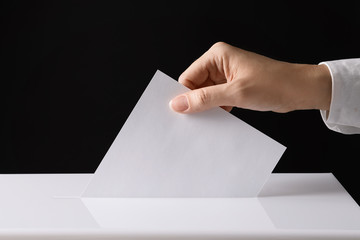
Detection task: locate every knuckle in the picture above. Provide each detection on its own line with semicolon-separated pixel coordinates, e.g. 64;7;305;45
196;88;210;107
211;41;227;49
210;41;230;54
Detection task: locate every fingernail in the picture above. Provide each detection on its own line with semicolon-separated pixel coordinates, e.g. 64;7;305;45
169;95;189;112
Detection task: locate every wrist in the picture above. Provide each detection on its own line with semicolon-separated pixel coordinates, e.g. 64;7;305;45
292;64;332;111
309;64;332;111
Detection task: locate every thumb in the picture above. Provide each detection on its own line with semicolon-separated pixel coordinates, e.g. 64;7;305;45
169;84;228;113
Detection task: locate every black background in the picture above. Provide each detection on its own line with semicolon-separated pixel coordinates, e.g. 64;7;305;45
2;1;360;205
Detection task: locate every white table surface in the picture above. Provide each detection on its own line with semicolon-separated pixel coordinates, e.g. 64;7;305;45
0;173;359;239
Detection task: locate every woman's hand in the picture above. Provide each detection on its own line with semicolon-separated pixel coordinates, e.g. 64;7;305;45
169;42;331;114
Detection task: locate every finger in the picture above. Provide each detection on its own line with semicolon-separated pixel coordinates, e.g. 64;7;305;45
178;53;211;90
179;47;226;90
220;106;233;112
169;83;230;114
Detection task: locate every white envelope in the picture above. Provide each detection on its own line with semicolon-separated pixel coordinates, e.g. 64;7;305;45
82;70;286;197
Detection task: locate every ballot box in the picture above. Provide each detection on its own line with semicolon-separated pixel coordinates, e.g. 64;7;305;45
0;173;359;239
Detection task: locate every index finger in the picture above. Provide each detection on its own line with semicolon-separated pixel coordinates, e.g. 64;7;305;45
179;43;227;90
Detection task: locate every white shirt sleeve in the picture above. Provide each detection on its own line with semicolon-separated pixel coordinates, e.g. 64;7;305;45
319;59;360;134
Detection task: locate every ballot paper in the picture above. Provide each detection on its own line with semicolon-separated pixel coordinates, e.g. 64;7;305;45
82;70;286;197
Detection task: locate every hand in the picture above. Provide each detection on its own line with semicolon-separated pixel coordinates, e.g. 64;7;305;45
169;42;331;114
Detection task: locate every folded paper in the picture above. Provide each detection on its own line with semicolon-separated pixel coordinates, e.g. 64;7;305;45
82;70;286;197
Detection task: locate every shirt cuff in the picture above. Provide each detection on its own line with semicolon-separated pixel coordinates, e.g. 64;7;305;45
319;59;360;134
